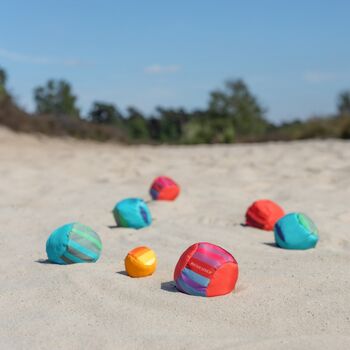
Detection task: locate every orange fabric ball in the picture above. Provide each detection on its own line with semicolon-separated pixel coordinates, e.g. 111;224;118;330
125;246;157;278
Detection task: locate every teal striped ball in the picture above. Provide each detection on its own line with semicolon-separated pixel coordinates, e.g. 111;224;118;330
46;223;102;264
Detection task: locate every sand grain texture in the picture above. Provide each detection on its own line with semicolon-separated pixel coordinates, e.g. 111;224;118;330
0;127;349;349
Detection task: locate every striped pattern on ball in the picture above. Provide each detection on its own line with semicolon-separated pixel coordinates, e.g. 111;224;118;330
175;242;238;297
298;213;318;235
61;223;102;264
128;246;156;265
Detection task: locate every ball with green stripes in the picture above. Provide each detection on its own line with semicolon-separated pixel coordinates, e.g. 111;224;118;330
46;223;102;264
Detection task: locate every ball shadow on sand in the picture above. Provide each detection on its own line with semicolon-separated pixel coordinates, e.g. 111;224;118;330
116;270;128;276
161;281;179;293
107;218;157;229
35;259;52;264
263;242;279;248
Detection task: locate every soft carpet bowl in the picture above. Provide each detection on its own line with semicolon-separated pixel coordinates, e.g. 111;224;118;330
125;246;157;277
46;222;102;264
174;242;238;297
245;199;285;231
150;176;180;201
274;213;319;250
113;198;152;229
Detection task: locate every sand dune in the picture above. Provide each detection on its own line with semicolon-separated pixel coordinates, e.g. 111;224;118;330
0;127;349;349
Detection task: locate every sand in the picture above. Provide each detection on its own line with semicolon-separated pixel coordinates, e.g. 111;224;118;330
0;127;349;349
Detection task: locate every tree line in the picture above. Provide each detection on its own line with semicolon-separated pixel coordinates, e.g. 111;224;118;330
1;65;350;143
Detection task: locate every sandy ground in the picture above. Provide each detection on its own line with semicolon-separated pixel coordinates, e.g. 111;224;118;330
0;127;349;350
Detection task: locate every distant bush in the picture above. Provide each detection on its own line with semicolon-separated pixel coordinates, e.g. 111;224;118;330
88;101;124;126
263;115;350;141
1;65;350;144
182;113;235;144
0;96;128;143
151;107;189;143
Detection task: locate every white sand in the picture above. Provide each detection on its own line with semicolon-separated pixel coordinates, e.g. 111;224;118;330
0;127;349;349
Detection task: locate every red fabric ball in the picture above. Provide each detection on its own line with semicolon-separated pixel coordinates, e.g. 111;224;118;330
245;199;285;231
174;242;239;297
150;176;180;201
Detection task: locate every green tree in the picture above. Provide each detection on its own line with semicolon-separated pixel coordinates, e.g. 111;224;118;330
337;91;350;115
155;107;189;143
148;117;162;140
183;111;235;144
0;67;8;101
125;107;149;140
34;79;80;118
0;67;6;86
208;79;269;138
88;102;123;125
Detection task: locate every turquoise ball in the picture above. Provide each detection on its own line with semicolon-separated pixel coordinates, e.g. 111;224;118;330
46;223;102;264
274;213;319;250
113;198;152;229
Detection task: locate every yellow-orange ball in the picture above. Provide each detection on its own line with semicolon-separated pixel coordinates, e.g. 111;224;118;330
125;246;157;277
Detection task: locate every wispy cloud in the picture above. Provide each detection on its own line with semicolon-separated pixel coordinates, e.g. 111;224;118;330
145;64;181;74
0;48;87;67
303;71;338;83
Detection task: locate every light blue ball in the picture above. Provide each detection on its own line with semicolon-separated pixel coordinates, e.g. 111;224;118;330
113;198;152;229
46;223;102;264
274;213;319;250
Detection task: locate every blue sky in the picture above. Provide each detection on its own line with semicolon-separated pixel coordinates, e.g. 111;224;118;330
1;0;349;122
